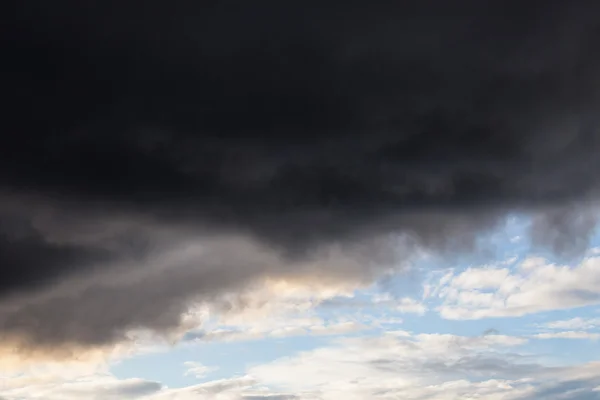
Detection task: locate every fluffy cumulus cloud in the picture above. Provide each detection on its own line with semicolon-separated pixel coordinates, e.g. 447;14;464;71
434;255;600;319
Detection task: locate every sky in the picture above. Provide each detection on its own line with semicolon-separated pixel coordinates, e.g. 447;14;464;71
3;1;600;399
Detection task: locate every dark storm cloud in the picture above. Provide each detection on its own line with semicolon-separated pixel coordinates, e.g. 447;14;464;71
2;1;600;348
0;215;112;295
531;207;600;258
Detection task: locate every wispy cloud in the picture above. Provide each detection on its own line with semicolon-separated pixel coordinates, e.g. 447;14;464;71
531;331;600;340
543;317;600;331
183;362;219;379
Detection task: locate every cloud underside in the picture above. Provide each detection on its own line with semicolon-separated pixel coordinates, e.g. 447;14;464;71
2;1;600;350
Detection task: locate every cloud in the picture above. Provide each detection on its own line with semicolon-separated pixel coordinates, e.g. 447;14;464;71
1;328;599;400
248;332;530;397
0;236;380;357
3;1;600;352
242;396;301;400
517;380;600;400
543;317;600;330
319;293;427;316
373;294;428;315
243;331;600;400
531;331;600;340
0;374;162;400
436;255;600;319
182;286;372;344
148;376;261;400
183;362;219;379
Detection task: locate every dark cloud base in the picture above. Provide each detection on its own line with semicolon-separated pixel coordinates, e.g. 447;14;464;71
1;1;600;348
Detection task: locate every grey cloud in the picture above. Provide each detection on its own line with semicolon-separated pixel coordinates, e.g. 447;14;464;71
370;353;540;381
517;379;600;400
97;380;163;399
483;328;500;336
531;206;600;260
44;378;162;400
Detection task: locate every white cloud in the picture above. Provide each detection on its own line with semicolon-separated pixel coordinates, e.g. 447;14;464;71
531;331;600;340
248;332;531;399
308;321;367;336
450;267;511;290
147;376;260;400
375;317;404;325
372;293;427;314
2;329;599;400
178;278;372;344
543;317;600;330
244;330;600;399
184;362;219;379
395;297;427;314
436;255;600;319
510;235;522;243
184;317;371;344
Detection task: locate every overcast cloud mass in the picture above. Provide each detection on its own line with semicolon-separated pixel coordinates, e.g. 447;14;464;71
2;0;600;356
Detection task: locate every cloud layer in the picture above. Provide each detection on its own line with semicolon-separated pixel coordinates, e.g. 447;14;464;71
2;1;600;350
3;330;600;400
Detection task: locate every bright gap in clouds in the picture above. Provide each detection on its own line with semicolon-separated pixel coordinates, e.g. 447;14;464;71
2;216;600;400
